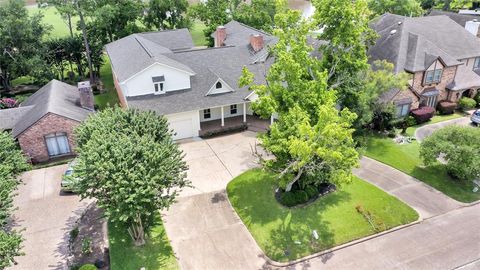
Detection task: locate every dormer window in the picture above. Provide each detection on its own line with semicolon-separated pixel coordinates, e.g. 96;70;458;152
216;81;222;89
152;75;165;94
425;69;442;84
474;57;480;70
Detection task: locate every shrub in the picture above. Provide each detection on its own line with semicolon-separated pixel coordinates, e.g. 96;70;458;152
420;126;480;181
437;101;456;115
0;98;18;109
458;97;476;110
79;264;97;270
279;190;309;207
411;106;435;123
304;185;318;198
474;91;480;105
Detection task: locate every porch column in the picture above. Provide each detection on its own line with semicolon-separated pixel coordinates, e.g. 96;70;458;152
243;103;247;123
221;106;225;126
270;114;274;125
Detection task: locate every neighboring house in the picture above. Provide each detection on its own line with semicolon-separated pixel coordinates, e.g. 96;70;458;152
0;80;94;163
370;13;480;117
105;21;275;140
428;10;480;37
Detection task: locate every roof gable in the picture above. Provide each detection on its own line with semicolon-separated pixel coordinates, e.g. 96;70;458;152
205;78;234;96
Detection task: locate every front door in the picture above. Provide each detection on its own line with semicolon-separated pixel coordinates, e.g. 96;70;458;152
426;95;438;107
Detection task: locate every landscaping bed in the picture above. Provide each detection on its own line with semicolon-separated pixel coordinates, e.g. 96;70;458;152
108;214;178;270
365;114;480;203
226;169;418;262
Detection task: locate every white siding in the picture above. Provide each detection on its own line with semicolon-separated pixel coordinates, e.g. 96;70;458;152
166;110;200;140
123;63;191;97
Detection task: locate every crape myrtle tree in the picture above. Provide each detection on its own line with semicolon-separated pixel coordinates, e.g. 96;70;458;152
420;126;480;181
0;131;30;269
240;10;359;192
72;107;189;246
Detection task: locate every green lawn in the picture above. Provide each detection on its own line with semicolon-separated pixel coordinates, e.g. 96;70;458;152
365;113;480;203
28;6;79;39
191;21;208;46
227;169;418;262
108;214;178;270
95;56;120;109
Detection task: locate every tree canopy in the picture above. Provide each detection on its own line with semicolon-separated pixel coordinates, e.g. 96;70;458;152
0;131;30;269
420;126;480;181
72;107;189;246
368;0;424;17
0;0;51;90
240;10;359;192
144;0;191;30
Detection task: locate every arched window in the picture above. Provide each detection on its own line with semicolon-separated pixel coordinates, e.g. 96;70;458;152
44;132;71;156
216;81;222;89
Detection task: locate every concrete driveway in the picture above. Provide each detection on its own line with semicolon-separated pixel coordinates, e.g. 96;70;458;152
415;117;474;141
177;131;264;197
10;165;90;270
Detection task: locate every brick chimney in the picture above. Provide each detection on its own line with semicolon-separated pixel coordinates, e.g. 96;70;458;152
78;81;95;111
215;26;227;47
250;34;264;52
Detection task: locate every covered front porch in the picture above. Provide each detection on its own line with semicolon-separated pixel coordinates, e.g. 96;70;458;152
199;115;270;137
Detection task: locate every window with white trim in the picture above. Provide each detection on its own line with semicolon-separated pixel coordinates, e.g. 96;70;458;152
45;132;71;157
474;57;480;70
203;109;211;119
396;103;410;117
230;104;237;114
154;82;164;94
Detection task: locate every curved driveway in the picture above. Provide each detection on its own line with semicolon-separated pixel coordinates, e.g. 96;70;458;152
415;117;472;141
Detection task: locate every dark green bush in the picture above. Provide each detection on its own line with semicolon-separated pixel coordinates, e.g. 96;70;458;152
305;186;318;198
437;101;456;115
279;190;310;207
458;97;476;110
474;92;480;105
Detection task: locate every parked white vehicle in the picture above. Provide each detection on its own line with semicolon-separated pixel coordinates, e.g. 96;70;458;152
471;110;480;125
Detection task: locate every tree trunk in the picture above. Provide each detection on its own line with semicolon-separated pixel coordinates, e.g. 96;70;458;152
75;0;94;84
127;214;146;246
285;167;304;192
67;13;74;38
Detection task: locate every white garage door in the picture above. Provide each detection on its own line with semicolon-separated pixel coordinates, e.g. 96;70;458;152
169;119;194;140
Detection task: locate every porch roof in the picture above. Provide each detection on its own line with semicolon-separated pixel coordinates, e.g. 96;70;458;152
447;64;480;91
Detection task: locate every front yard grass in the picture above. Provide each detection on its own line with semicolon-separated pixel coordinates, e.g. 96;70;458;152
95;56;120;109
226;169;418;262
108;214;178;270
365;113;480;203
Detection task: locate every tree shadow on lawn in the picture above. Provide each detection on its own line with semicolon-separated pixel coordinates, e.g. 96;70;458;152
109;214;177;270
227;169;351;262
410;163;479;202
263;190;351;262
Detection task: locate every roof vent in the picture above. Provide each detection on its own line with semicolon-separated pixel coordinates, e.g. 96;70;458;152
390;29;397;35
398;21;402;25
474;19;478;22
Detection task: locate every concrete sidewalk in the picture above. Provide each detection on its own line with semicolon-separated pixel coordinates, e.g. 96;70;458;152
354;157;463;219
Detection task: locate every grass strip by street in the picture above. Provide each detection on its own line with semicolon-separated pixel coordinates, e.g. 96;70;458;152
108;214;178;270
226;169;418;262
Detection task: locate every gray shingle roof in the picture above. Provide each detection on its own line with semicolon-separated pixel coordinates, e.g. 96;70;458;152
0;106;33;130
428;10;479;27
108;20;275;115
126;45;272;115
447;64;480;90
12;80;92;137
370;13;480;73
105;29;195;83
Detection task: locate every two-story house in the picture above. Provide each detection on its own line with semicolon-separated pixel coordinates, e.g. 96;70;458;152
105;21;275;140
370;13;480;117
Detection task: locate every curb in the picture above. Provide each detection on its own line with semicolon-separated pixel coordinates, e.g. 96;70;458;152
264;219;422;267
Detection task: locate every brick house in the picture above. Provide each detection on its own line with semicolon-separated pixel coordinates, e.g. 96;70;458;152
0;80;94;163
370;13;480;117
